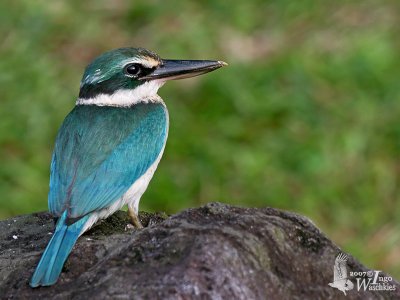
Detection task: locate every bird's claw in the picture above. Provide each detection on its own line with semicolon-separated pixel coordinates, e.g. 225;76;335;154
128;208;143;229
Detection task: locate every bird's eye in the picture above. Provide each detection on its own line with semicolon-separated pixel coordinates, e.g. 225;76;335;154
124;63;142;77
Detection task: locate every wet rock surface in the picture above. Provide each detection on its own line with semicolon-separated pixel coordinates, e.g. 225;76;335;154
0;202;398;299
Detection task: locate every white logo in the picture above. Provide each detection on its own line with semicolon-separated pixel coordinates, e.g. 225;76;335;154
328;252;397;295
328;253;354;295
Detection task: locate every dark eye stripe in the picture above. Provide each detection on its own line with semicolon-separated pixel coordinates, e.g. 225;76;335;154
124;63;142;77
124;63;155;79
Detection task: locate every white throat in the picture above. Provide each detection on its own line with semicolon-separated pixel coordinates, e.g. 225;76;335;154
76;80;165;107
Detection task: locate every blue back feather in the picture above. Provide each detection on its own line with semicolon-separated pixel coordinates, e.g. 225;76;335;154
31;102;167;287
48;103;168;217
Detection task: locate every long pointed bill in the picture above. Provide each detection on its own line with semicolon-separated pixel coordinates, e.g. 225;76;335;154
141;59;227;81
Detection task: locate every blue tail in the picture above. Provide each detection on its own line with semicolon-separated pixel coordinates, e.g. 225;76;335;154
30;211;89;287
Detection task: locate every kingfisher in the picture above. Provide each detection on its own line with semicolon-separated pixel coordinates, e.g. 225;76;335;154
30;47;226;287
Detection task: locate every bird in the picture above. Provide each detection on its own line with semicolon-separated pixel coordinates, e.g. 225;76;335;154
328;253;354;295
30;47;227;287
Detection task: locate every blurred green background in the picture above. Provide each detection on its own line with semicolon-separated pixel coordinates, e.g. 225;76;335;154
1;1;399;278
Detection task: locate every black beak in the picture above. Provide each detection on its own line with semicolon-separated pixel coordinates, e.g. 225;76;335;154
141;59;227;81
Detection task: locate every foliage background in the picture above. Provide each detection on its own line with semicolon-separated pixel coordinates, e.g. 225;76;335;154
1;1;399;278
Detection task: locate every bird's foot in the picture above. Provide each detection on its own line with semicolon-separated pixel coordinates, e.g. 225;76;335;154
128;207;143;229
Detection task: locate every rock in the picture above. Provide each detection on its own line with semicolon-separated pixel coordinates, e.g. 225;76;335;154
0;202;398;299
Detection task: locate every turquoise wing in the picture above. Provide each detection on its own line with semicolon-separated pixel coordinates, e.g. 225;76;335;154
48;103;168;218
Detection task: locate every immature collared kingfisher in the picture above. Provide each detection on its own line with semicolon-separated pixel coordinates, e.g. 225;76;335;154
30;47;226;287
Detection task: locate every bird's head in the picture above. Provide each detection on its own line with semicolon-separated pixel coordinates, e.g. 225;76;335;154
77;47;227;106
